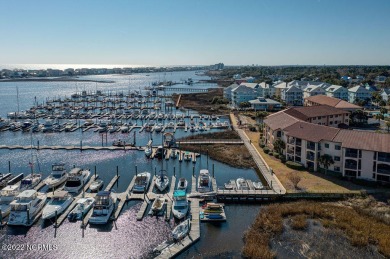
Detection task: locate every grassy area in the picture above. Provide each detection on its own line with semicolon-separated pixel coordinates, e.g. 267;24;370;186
172;88;230;115
177;130;240;140
243;200;390;259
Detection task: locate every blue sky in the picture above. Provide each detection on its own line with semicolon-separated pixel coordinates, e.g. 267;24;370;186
1;0;389;66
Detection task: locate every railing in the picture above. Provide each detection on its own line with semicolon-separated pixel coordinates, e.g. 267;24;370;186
306;144;315;151
345;163;358;170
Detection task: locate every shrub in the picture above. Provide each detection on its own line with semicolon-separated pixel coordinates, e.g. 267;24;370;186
280;156;286;163
263;147;270;154
260;143;265;148
269;152;273;156
273;152;279;157
285;161;304;170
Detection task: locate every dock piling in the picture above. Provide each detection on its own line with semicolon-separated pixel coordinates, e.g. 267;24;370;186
212;164;215;178
192;166;195;177
80;140;83;152
8;161;10;173
173;166;176;176
116;166;119;177
135;165;138;176
94;165;96;178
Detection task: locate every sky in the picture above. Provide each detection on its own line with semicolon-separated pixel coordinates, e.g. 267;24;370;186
1;0;390;66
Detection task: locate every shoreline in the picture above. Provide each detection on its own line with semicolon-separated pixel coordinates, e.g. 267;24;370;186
0;77;115;83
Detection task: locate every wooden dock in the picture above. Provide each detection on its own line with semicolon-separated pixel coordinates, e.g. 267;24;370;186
164;176;176;221
136;200;149;220
104;175;120;191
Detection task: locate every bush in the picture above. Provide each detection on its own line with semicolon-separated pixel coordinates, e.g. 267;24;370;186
285;161;304;170
269;152;273;156
291;215;307;230
280;156;286;163
263;147;270;154
273;152;279;157
259;143;265;148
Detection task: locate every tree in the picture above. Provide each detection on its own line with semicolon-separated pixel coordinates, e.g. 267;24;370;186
288;172;301;190
239;102;251;108
380;107;388;116
386;120;390;133
255;111;269;123
375;113;385;122
318;154;335;175
273;138;286;154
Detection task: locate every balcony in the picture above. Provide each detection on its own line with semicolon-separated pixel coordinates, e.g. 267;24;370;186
378;153;390;163
306;143;316;151
345;149;358;158
345;161;358;170
296;139;302;146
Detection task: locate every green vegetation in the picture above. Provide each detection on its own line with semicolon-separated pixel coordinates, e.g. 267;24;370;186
285;161;304;170
318;154;335;175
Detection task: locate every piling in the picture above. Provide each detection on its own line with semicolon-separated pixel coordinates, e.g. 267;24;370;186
94;165;97;178
80;140;83;152
212;164;215;178
101;135;104;146
27;209;30;225
154;166;157;176
54;210;58;228
0;209;3;225
207;149;209;168
37;140;40;150
8;161;10;173
173;166;176;176
192;166;195;177
135;165;138;176
116;166;119;177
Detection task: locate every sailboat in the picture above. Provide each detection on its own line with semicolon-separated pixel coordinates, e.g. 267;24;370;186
155;170;169;192
20;134;42;191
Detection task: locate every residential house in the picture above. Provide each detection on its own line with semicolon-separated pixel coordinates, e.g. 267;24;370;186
248;97;282;111
231;85;257;107
348;85;372;104
381;88;390;102
375;76;387;84
223;83;239;102
325;85;348;100
281;85;303;106
303;85;326;99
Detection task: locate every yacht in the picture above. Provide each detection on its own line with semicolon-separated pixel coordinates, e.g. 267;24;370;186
170;149;178;159
236;178;250;190
64;168;91;193
89;191;117;224
44;163;68;189
150;195;165;215
0;185;19;218
183;152;191;162
177;178;188;191
172;190;189;220
155;146;164;159
132;172;151;193
197;169;211;193
67;197;95;221
252;181;264;190
8;190;47;226
154;123;163;132
155;171;169;192
144;145;152;157
42;191;73;220
19;173;42;191
172;219;191;240
90;179;104;192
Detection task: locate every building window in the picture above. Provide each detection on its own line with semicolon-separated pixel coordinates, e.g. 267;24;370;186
358;171;361;177
373;162;376;172
334;156;340;161
335;145;341;150
330;115;333;118
325;143;329;148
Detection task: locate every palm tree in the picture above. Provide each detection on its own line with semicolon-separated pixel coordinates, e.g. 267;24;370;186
273;138;285;154
256;111;269;124
386;121;390;133
318;154;334;175
374;113;385;122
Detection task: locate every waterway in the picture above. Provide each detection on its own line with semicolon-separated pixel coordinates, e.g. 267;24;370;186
0;71;261;258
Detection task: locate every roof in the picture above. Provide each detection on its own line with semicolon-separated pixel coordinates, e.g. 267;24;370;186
249;98;281;105
263;111;300;130
284;105;349;121
326;85;347;93
225;83;239;90
348;85;370;93
284;121;341;142
305;95;361;109
53;190;69;198
333;130;390;153
18;190;37;198
285;85;302;93
382;88;390;95
240;83;259;89
232;85;255;93
304;85;325;92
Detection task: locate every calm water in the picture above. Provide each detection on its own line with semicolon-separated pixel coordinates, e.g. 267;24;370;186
0;71;261;258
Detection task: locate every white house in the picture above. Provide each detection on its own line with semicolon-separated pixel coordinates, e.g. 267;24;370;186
348;85;372;103
381;88;390;102
223;83;239;102
325;85;348;100
281;86;303;106
231;85;257;107
303;85;326;99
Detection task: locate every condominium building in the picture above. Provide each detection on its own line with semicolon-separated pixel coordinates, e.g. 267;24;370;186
304;95;361;112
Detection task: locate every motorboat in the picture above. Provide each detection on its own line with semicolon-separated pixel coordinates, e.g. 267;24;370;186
170;149;178;159
144;146;152;157
172;190;188;220
236;178;250;190
200;203;225;220
42;191;73;220
155;171;169;192
177;178;188;191
172;218;191;240
197;169;211;193
132;172;151;193
0;185;19;218
8;190;47;226
183;152;191;162
67;197;94;221
155;146;164;159
154;123;163;132
42;119;53;133
252;181;264;190
64;168;91;193
89;191;117;224
151;195;165;215
177;120;185;126
19;173;42;191
224;180;236;190
45;163;68;189
90;179;104;192
120;125;129;133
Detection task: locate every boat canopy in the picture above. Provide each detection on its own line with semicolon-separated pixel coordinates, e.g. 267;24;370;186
173;190;186;197
52;191;69;198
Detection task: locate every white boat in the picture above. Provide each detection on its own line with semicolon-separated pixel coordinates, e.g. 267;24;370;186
8;190;47;226
224;179;236;190
19;173;42;191
172;190;188;220
197;169;211;193
64;168;91;193
170;149;178;159
172;218;191;240
45;163;68;189
177;120;185;126
67;197;94;221
144;146;152;157
120;125;129;133
155;171;169;192
252;181;264;190
0;185;19;218
132;172;151;193
177;178;188;191
151;195;165;214
154;123;163;132
89;191;117;224
90;179;104;192
183;152;191;161
42;191;73;220
236;178;250;190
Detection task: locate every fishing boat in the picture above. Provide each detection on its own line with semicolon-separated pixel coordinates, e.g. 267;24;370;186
236;178;250;190
64;168;91;193
8;190;47;226
90;179;104;192
177;178;188;191
172;190;188;219
44;163;68;189
172;219;191;240
89;191;117;224
19;173;42;191
252;181;264;190
67;197;95;221
224;179;236;190
151;195;165;215
0;185;19;218
155;170;169;192
197;169;211;193
42;191;73;220
132;172;151;193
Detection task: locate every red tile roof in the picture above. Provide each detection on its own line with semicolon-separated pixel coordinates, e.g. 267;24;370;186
284;121;341;142
333;130;390;153
305;95;361;109
284;105;349;121
263;110;300;130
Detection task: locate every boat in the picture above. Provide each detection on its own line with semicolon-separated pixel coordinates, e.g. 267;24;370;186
172;190;188;219
42;191;73;220
177;178;188;191
153;240;174;255
0;185;19;218
155;170;169;192
144;146;152;157
120;125;129;133
42;119;53;133
172;219;191;240
89;191;117;224
252;181;264;190
151;195;165;215
67;197;95;221
183;152;191;162
19;173;42;191
8;190;47;226
44;163;68;189
64;168;91;193
197;169;211;193
170;148;178;159
236;178;250;190
0;174;12;189
132;172;151;193
155;146;164;159
224;179;236;190
154;123;163;132
90;179;104;192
